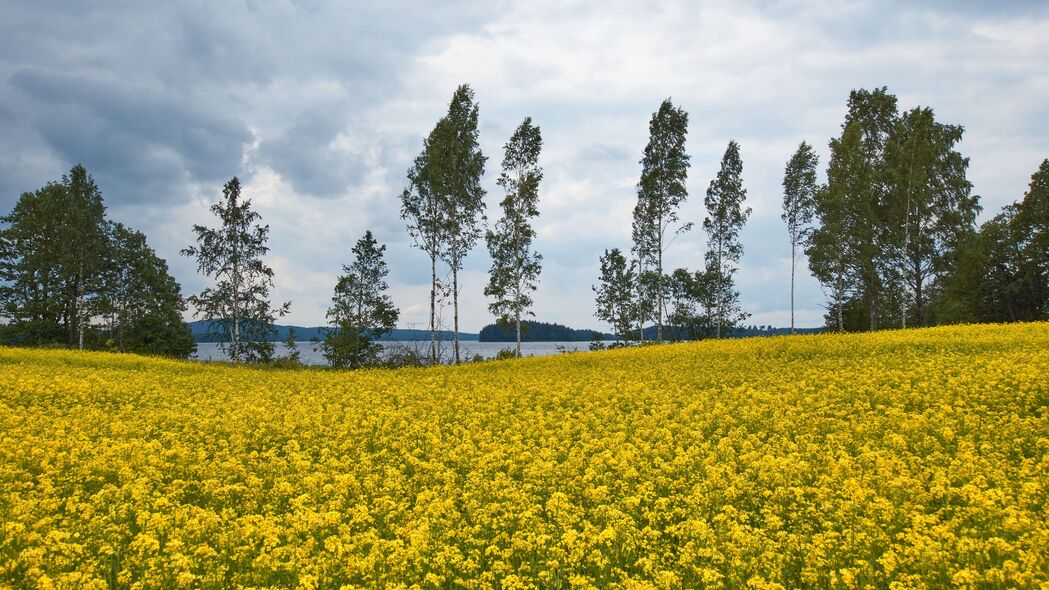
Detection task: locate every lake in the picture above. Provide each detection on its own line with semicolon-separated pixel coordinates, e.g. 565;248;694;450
192;340;594;365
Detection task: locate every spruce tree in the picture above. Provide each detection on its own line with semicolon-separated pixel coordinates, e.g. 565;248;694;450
182;177;289;363
323;231;399;369
485;117;543;358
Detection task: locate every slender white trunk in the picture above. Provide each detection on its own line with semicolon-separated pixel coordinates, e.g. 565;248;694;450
715;244;723;339
429;255;437;365
515;314;521;358
452;262;460;365
790;242;796;335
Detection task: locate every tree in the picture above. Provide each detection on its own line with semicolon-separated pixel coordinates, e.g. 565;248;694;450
61;165;109;349
181;177;289;363
781;141;818;334
0;182;70;345
593;248;637;342
435;85;487;364
402;117;449;365
1015;158;1048;317
883;107;979;327
323;231;400;369
665;267;714;340
632;98;691;342
938;160;1049;323
485;117;543;358
101;223;195;358
703;140;751;337
840;87;899;330
808;124;863;331
1;167;193;356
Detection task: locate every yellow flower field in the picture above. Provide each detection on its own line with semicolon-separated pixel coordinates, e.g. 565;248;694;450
1;323;1047;589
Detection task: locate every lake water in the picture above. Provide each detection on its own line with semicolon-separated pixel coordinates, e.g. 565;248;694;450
192;340;593;365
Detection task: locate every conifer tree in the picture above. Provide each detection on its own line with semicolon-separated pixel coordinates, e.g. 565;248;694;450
323;231;399;369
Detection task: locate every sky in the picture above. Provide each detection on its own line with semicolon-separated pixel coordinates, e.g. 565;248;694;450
2;0;1047;332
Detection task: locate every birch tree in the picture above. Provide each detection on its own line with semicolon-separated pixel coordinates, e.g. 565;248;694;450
485;117;543;358
781;142;818;333
182;177;289;363
435;84;487;364
632;98;690;342
703;140;751;338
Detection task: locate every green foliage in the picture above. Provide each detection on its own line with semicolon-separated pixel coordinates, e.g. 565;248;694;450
935;160;1048;323
485;117;543;358
402;83;486;364
593;248;637;342
0;165;193;357
782;141;819;333
101;223;195;358
632;99;691;342
181;177;290;363
882;106;978;327
322;231;399;369
703;140;751;337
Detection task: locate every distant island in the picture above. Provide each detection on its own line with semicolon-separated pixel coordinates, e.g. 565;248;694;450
187;320;479;344
479;320;614;342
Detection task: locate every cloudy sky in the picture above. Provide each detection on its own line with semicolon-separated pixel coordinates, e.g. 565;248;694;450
2;0;1047;332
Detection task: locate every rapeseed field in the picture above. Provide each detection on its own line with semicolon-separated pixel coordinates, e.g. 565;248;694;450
1;323;1047;589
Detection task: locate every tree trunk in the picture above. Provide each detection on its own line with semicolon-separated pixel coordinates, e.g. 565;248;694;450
429;254;437;365
868;287;877;331
515;314;521;359
77;266;85;350
915;272;924;327
790;243;796;334
715;246;723;339
656;240;663;343
452;262;460;365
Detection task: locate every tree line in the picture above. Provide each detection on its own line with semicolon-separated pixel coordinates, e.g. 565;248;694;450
594;87;1046;343
1;84;1045;365
0;165;195;357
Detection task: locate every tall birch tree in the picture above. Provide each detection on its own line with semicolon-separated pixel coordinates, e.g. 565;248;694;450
781;141;819;334
632;98;690;342
703;140;751;338
485;117;543;358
